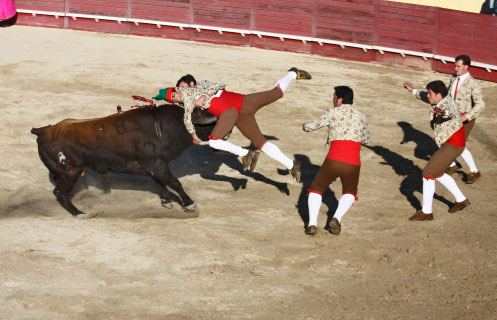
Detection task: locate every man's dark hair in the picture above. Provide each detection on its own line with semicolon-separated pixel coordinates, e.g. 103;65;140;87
455;54;471;66
426;80;448;98
176;74;197;87
334;86;354;104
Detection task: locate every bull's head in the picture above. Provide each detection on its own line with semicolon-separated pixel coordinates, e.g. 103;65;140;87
191;108;218;141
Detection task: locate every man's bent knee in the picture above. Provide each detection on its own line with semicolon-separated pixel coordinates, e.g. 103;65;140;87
310;181;328;195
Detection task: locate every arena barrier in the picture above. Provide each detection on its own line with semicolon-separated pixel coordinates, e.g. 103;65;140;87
13;0;497;82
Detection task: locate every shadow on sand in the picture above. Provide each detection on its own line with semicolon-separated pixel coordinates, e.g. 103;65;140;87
290;120;455;228
51;141;290;209
398;121;438;161
364;121;452;211
288;154;339;230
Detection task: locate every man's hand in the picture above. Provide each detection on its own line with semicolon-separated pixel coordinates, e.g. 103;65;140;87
403;82;414;92
192;133;201;145
194;95;207;108
431;107;445;116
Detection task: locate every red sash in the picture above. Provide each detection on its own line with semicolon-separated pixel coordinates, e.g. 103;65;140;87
208;90;244;118
446;126;466;147
326;140;361;166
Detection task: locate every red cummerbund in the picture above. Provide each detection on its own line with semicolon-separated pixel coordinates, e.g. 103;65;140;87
208;90;244;118
446;126;466;148
326;140;361;166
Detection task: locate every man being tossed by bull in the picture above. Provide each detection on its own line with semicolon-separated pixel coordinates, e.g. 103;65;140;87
152;68;312;182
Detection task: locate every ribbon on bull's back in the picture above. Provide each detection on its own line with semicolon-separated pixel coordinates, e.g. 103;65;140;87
117;95;155;114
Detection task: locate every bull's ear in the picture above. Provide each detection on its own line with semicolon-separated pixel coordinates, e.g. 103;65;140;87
191;109;217;125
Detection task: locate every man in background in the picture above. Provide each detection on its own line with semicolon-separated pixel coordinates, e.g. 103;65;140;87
481;0;497;15
0;0;17;27
445;55;485;184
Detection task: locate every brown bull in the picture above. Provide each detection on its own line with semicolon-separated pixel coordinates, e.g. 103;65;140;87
31;105;217;218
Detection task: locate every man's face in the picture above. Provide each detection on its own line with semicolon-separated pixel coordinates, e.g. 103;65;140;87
332;92;342;107
427;89;443;105
170;89;183;103
178;81;195;88
454;60;469;76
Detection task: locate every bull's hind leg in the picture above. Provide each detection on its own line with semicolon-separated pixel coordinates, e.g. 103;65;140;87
53;166;86;218
148;161;196;212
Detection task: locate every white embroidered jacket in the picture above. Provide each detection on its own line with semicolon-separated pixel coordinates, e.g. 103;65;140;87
303;104;370;145
178;80;226;134
414;92;463;146
447;74;485;121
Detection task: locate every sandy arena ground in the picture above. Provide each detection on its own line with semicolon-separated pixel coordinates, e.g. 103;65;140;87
1;26;496;319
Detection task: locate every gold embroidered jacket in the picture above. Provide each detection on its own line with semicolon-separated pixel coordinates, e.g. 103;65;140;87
414;92;463;147
303;104;370;145
448;74;485;121
177;80;226;134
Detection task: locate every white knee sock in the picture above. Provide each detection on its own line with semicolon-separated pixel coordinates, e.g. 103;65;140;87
260;141;294;169
436;173;466;202
460;148;478;173
209;139;248;157
450;160;458;168
422;177;435;214
307;192;322;227
333;194;355;222
274;71;296;93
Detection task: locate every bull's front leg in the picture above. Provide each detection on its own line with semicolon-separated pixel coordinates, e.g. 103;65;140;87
147;160;196;212
159;187;175;209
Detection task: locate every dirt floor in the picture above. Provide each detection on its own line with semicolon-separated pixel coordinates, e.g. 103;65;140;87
1;26;496;319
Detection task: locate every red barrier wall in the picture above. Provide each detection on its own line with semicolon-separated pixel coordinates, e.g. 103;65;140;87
13;0;497;82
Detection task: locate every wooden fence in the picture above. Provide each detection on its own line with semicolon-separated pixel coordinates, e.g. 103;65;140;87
13;0;497;82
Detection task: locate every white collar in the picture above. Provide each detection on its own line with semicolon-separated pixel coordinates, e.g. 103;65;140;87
456;72;470;82
436;96;450;107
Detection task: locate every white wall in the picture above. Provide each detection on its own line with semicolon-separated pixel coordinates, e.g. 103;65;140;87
385;0;483;13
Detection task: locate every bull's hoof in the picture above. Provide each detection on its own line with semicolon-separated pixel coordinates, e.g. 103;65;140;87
161;199;174;209
183;203;197;212
75;212;98;219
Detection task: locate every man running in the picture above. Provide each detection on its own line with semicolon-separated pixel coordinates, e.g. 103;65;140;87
302;86;369;235
404;55;485;184
404;80;470;221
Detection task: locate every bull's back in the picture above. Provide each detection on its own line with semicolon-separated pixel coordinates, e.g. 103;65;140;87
35;109;147;147
32;106;192;173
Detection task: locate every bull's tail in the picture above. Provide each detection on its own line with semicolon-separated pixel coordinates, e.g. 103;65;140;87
31;126;61;175
31;125;58;142
31;127;44;136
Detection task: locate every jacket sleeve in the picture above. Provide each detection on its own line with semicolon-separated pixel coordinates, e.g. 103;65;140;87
303;109;333;132
414;90;430;104
439;100;457;119
361;113;370;145
179;88;197;135
195;80;226;110
197;80;226;95
465;80;485;121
